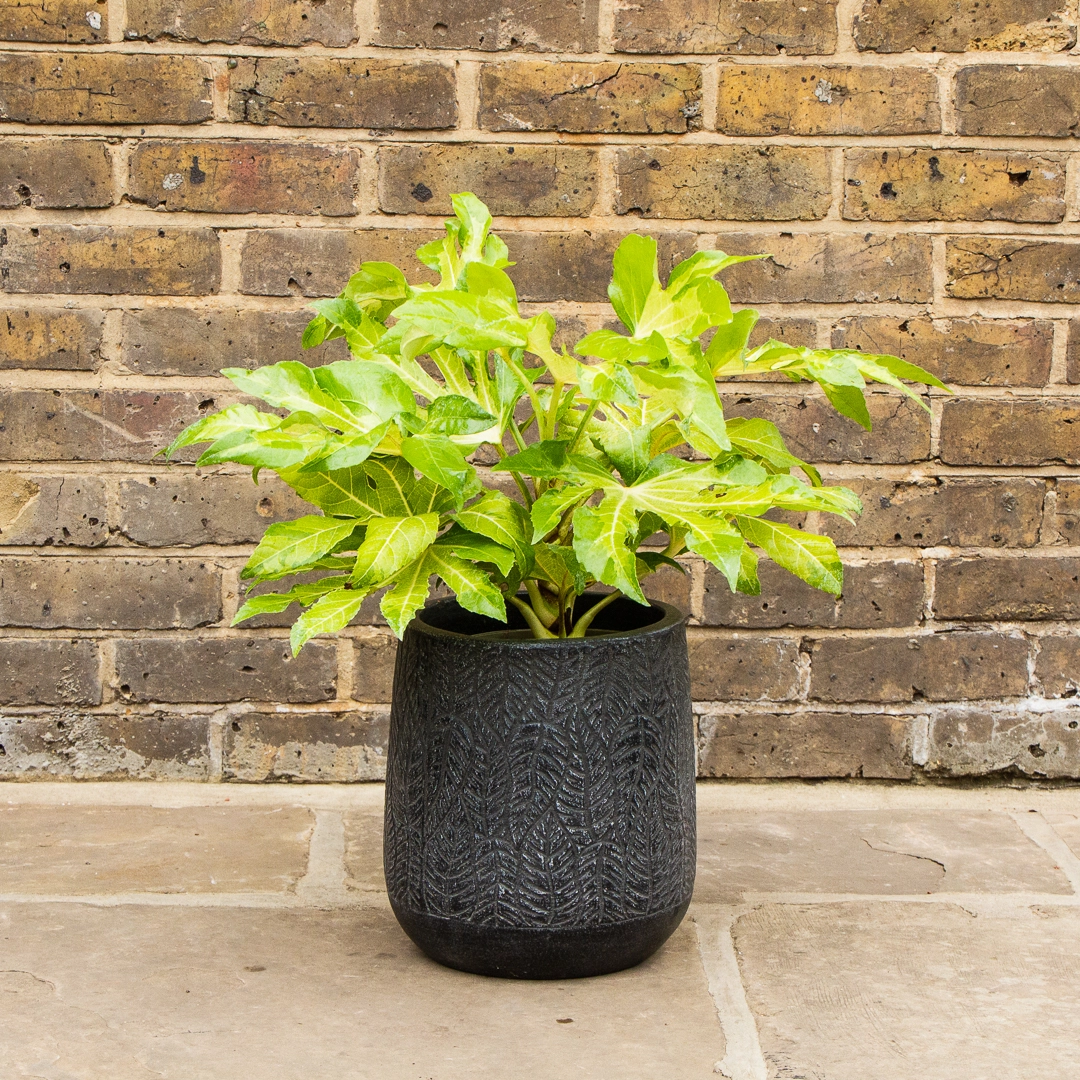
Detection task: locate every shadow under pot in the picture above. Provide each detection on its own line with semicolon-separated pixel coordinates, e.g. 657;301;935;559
383;594;696;980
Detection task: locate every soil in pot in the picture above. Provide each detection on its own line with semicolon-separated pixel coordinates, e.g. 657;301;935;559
383;594;696;980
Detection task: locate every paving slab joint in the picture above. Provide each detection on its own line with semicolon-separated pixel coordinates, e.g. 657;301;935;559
1011;810;1080;893
295;808;349;904
693;908;768;1080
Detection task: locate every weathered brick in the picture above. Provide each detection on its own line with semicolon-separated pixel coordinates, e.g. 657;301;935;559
855;0;1075;52
935;557;1080;621
0;52;212;124
704;560;924;630
375;0;597;51
725;391;931;464
957;66;1080;137
0;557;221;629
697;710;912;779
0;0;106;42
717;66;939;136
240;229;440;297
748;316;817;350
831;316;1053;387
1070;321;1080;385
228;58;456;130
117;472;311;547
0;389;226;463
352;635;397;703
115;637;337;703
0;710;211;780
844;148;1065;224
128;141;360;216
223;708;388;781
939;400;1080;467
1053;480;1080;544
379;144;597;217
1036;635;1079;699
688;632;801;701
506;231;697;303
614;0;838;54
642;563;693;613
615;146;831;221
810;632;1029;703
0;639;100;704
923;706;1080;779
120;307;346;377
947;237;1080;302
719;233;933;304
820;477;1044;548
0;139;112;209
478;62;701;134
0;226;220;296
126;0;356;45
0;307;103;370
0;473;109;547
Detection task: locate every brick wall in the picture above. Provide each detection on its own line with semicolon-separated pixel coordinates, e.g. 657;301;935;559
1;0;1078;783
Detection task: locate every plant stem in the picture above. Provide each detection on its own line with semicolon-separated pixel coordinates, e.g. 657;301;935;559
568;590;622;638
543;380;564;441
508;418;528;452
567;400;599;453
499;350;545;433
492;444;533;507
524;579;558;627
508;594;557;639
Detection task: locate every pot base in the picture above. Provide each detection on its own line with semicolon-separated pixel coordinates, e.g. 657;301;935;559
391;900;692;980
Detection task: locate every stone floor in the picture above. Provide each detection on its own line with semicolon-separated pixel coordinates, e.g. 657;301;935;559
3;783;1080;1079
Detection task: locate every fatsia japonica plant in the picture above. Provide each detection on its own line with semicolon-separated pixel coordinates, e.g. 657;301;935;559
166;193;944;653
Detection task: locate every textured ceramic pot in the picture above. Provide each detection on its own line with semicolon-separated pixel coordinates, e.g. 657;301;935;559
383;594;695;980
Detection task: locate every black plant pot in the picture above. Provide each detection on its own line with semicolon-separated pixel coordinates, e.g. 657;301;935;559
383;594;696;980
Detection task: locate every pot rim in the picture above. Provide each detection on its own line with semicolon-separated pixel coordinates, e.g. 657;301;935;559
411;594;687;646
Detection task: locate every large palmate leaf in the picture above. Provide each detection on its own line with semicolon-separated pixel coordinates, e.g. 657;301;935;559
572;493;644;604
243;515;361;582
279;456;414;520
433;525;516;576
399;434;479;506
379;545;504;637
454;491;534;572
223;361;362;433
352;513;440;587
290;587;371;654
736;515;844;595
233;576;349;624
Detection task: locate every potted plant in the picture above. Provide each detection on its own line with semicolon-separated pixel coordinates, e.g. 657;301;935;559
167;194;942;979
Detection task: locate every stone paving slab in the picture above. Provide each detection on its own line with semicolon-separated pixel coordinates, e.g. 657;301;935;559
2;781;1080;1080
343;808;385;893
0;903;724;1080
694;809;1071;901
0;806;314;894
733;902;1080;1080
1044;811;1080;859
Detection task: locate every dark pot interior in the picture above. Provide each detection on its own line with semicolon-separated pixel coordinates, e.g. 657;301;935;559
416;592;672;638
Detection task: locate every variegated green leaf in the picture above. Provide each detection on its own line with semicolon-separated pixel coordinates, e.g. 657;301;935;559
290;588;371;654
352;513;439;587
243;515;360;582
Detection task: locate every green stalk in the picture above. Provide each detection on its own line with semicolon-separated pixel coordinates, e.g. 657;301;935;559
499;350;545;433
568;590;622;638
543;380;565;441
492;444;533;508
524;579;559;627
508;594;557;639
567;399;599;453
